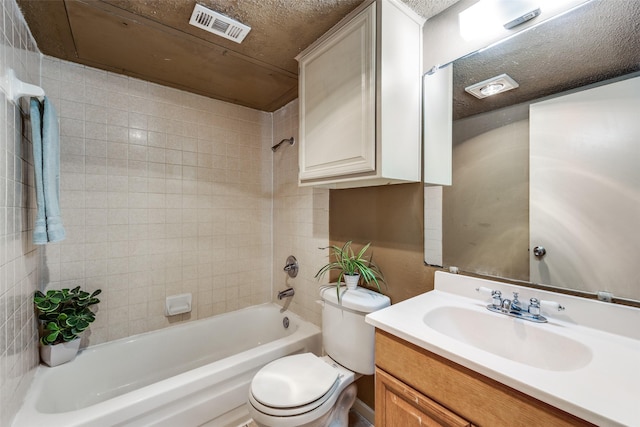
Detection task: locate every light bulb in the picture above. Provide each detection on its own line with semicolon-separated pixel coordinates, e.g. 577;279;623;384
480;82;505;96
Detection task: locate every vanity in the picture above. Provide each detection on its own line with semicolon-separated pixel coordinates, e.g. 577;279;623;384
366;272;640;426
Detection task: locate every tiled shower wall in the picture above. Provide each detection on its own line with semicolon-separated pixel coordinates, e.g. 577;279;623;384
0;0;42;424
272;100;329;327
39;56;274;345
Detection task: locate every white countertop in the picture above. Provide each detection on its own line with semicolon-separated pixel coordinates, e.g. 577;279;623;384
366;272;640;426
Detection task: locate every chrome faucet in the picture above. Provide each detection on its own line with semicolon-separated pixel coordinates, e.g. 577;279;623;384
277;287;295;300
480;290;565;323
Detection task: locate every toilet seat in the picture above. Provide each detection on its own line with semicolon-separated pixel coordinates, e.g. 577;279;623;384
249;353;342;417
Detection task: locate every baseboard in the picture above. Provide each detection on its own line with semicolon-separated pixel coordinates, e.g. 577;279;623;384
352;398;375;425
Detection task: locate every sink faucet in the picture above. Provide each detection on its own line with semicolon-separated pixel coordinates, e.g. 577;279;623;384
479;289;564;323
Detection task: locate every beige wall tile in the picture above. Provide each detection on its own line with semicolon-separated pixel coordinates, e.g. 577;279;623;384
37;55;275;349
0;1;42;424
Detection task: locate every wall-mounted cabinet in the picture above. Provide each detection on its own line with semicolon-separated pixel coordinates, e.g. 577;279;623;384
296;0;424;188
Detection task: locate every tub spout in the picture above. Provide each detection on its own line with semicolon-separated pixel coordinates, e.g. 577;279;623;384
278;288;295;300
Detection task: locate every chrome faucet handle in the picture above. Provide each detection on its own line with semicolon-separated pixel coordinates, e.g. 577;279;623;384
282;255;298;278
528;298;541;317
476;287;502;307
491;290;502;308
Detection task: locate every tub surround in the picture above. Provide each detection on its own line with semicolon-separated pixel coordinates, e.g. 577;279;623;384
272;99;329;328
366;272;640;426
39;55;275;344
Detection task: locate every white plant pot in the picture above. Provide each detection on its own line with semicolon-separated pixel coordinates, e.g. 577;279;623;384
344;274;360;290
39;339;81;367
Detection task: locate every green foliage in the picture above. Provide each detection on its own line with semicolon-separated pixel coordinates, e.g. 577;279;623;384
33;286;102;345
315;241;385;299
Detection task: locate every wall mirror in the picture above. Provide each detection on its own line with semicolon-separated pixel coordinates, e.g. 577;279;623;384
426;0;640;302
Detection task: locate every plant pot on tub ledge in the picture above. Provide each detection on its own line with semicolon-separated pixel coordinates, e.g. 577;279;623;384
315;241;385;299
33;286;101;367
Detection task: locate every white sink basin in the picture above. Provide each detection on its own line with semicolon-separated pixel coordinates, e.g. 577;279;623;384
423;305;592;371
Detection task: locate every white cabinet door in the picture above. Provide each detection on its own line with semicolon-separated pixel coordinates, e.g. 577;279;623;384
298;4;376;181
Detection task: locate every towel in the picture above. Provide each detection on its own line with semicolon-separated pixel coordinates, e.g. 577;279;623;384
30;96;65;244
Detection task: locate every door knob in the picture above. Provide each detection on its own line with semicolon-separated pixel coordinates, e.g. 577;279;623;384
533;246;546;257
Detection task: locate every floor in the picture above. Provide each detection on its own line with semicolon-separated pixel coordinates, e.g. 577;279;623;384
349;410;373;427
243;409;373;426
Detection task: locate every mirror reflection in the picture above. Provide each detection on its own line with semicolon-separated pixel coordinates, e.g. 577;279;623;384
432;0;640;301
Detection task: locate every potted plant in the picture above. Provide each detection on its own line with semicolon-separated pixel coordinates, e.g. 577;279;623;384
33;286;101;367
315;241;385;298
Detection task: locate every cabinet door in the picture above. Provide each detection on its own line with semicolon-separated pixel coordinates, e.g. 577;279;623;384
376;368;473;427
298;4;376;181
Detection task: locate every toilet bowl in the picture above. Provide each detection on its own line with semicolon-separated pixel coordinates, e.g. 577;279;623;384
248;353;357;427
248;286;390;427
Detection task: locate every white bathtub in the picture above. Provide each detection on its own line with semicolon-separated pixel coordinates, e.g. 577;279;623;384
13;303;321;427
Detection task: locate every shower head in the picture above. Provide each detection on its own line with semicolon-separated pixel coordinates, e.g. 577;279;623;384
271;137;295;152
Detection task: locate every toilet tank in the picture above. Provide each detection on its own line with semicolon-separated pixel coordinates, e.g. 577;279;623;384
320;286;390;375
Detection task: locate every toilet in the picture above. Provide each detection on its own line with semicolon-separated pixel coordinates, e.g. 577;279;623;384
248;285;390;426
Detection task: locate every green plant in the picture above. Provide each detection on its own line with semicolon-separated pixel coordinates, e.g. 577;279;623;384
315;241;385;297
33;286;102;345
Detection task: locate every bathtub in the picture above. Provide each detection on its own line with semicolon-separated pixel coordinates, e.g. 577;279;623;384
12;303;321;427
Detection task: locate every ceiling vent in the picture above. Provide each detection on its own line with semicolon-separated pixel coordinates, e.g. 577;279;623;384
189;4;251;43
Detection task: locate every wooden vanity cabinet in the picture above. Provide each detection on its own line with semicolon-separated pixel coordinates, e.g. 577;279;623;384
374;330;594;427
296;0;423;188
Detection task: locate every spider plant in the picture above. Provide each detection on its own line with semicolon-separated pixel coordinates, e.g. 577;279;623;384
315;241;385;298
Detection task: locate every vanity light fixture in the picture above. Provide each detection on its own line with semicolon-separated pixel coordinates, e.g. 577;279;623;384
464;73;519;99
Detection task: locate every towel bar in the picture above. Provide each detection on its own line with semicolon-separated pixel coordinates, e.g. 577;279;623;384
0;68;45;103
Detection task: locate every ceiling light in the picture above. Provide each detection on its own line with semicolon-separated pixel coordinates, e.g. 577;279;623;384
480;82;505;96
465;74;519;99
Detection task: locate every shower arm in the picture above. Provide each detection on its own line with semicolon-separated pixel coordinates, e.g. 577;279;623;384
271;137;295;152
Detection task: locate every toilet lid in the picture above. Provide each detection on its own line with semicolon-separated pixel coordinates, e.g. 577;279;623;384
251;353;339;408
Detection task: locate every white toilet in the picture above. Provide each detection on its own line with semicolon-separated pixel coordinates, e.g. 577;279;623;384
248;286;390;426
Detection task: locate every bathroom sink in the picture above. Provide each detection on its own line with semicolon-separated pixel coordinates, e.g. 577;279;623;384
366;271;640;426
423;305;592;371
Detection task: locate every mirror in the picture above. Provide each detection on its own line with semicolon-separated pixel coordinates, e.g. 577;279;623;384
426;0;640;301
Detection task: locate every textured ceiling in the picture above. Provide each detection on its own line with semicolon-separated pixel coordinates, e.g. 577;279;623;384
17;0;459;112
453;0;640;119
18;0;634;115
